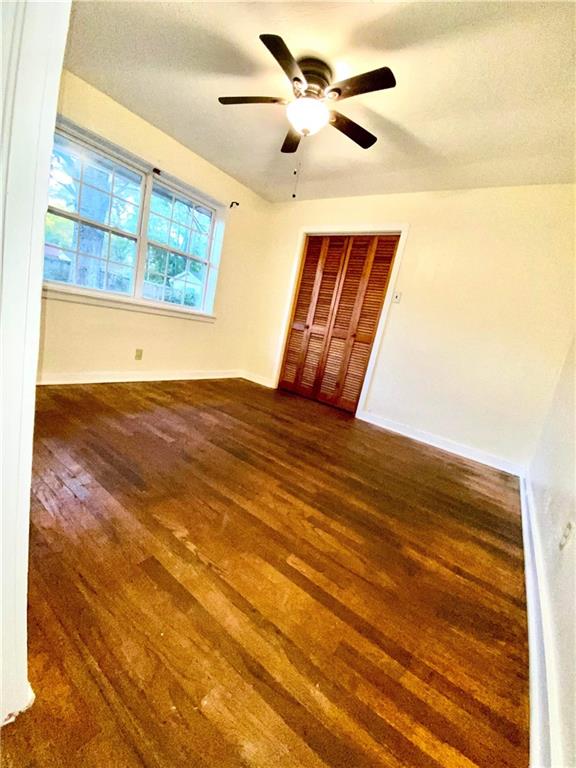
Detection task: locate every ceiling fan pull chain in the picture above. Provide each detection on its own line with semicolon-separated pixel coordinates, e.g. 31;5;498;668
292;158;303;199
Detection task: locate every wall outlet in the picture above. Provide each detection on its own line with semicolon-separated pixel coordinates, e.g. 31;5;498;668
559;521;573;551
135;348;143;361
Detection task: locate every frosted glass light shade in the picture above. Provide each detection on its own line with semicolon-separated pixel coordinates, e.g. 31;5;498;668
286;97;330;136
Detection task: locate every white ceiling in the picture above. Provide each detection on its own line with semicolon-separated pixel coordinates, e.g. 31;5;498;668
65;2;575;202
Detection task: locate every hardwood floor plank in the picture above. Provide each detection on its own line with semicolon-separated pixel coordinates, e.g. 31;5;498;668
3;379;529;767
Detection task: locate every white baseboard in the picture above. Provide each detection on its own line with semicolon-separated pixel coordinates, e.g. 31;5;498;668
356;410;522;475
239;370;277;388
520;477;551;768
37;369;245;385
36;368;277;387
2;682;35;727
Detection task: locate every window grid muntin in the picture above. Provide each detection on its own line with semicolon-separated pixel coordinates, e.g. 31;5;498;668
45;207;139;292
44;128;220;315
46;136;144;297
148;180;214;264
49;138;144;238
143;244;207;309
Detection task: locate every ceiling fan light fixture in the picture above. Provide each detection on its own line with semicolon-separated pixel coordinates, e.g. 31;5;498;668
286;97;330;136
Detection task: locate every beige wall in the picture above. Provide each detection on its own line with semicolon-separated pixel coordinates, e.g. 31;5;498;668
528;341;575;767
39;71;272;383
40;72;573;471
248;185;574;469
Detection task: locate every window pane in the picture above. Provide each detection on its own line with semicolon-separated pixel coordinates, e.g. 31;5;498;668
169;223;189;253
143;280;165;300
167;252;187;277
190;231;209;260
45;212;77;250
194;207;212;234
173;199;193;226
148;213;170;245
183;281;203;308
186;259;206;281
110;197;138;234
183;261;206;308
83;156;113;192
80;185;110;224
43;245;75;283
162;281;184;305
48;177;79;213
113;167;141;205
51;135;81;180
78;223;109;259
110;233;137;265
145;245;167;278
106;262;133;294
77;256;106;290
150;186;172;218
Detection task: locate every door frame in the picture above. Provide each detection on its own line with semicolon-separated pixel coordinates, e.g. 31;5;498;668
1;0;71;724
272;224;410;415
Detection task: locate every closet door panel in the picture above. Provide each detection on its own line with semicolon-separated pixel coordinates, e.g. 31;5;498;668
355;235;398;342
279;235;325;390
316;235;375;406
297;235;348;396
279;235;348;397
338;234;400;411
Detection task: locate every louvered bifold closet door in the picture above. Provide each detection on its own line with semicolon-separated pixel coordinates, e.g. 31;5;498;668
278;235;348;396
279;232;399;413
337;234;400;410
317;233;400;412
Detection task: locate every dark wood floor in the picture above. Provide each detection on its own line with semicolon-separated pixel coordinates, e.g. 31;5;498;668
3;379;528;768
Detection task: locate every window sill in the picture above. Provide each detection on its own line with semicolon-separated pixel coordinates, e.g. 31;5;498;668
42;284;217;323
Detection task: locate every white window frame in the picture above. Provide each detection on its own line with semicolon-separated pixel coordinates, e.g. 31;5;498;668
42;118;226;321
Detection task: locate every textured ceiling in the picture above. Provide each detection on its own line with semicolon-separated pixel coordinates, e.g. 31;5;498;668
65;2;575;202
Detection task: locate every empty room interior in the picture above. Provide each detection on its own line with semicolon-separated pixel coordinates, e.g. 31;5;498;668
2;2;575;767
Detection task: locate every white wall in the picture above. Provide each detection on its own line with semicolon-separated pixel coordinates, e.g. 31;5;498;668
1;0;71;723
527;341;575;767
38;72;272;384
245;185;574;471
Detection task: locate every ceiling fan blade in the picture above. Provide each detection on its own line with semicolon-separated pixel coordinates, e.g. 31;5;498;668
330;111;377;149
281;127;301;153
260;34;307;88
327;67;396;100
218;96;287;105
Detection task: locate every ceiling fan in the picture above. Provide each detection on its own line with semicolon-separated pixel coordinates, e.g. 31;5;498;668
218;34;396;153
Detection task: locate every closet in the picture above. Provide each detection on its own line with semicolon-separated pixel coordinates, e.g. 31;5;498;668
279;233;400;413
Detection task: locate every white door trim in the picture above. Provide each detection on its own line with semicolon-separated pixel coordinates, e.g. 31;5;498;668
1;0;71;724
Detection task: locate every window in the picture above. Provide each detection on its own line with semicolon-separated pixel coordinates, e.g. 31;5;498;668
143;183;213;310
43;129;221;316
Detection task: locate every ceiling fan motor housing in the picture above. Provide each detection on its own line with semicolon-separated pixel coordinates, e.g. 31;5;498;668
296;57;334;98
